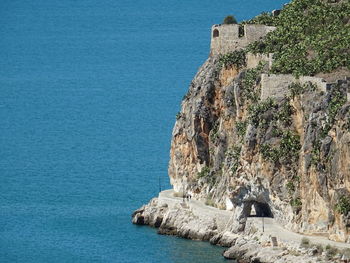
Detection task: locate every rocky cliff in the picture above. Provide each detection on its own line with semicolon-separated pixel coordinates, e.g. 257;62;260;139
169;55;350;242
132;0;350;261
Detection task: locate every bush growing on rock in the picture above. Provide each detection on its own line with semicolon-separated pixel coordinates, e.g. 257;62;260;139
290;198;302;208
241;63;266;102
260;144;280;162
288;82;316;99
197;166;210;179
279;131;301;162
235;121;247;138
218;50;246;69
277;100;294;126
248;98;277;127
223;15;237;24
336;195;350;215
286;181;296;194
209;121;220;142
326;84;347;128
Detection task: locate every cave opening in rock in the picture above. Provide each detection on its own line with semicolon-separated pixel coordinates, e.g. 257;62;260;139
242;201;273;218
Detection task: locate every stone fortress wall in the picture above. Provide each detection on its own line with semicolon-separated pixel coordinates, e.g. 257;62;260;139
210;23;350;102
260;74;350;102
210;24;275;56
260;74;328;100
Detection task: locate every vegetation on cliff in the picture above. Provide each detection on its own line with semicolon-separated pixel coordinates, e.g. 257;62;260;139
218;50;246;70
247;0;350;76
223;15;238;24
168;0;350;245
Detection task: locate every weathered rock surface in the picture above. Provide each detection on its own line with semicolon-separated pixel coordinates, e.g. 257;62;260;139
132;195;342;263
132;16;350;261
132;197;226;241
168;54;350;242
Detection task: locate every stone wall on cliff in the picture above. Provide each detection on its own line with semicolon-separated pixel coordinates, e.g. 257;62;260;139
168;55;350;242
210;24;276;56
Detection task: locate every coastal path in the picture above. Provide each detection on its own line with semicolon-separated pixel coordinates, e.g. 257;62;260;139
158;189;350;249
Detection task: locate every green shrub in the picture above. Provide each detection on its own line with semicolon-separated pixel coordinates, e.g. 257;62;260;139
279;131;301;162
248;98;277;127
286;181;295;193
311;139;321;165
277;100;294;125
327;84;347;127
218;50;246;69
260;144;280;162
247;0;350;76
252;100;300;164
290;198;302;207
236;120;247;138
271;124;283;137
241;63;266;102
310;85;346;169
312;84;346;142
197;166;210;178
336;195;350;215
210;121;219;142
288;81;316;99
223;15;237;24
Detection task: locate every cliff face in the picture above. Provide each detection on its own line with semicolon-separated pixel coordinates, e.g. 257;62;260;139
168;56;350;242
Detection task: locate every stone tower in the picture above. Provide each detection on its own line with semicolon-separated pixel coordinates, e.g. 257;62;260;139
210;24;276;56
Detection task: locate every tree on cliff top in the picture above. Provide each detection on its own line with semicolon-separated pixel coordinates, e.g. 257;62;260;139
223;15;237;24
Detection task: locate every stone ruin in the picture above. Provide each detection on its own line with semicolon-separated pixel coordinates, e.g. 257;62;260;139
210;24;275;56
209;22;350;101
260;74;350;102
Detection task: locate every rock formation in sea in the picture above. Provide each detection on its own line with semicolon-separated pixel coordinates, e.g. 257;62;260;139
133;0;350;262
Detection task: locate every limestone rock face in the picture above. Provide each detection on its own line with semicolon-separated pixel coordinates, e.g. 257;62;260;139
168;56;350;242
132;197;225;241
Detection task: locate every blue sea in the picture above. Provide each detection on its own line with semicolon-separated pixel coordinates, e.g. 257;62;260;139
0;1;286;262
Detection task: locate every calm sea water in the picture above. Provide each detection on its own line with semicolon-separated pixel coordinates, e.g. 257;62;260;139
0;1;286;262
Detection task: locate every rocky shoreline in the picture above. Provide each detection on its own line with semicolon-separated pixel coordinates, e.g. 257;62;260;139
132;1;350;261
132;191;350;263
